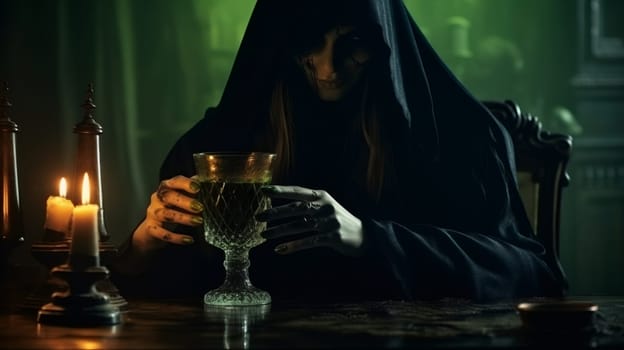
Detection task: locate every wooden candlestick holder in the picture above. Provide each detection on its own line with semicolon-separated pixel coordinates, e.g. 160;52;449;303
37;261;121;326
24;237;128;311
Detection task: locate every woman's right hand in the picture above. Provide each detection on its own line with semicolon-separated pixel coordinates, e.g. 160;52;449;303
132;175;204;255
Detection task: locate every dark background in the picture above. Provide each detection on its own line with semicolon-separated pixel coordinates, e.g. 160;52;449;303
1;0;622;296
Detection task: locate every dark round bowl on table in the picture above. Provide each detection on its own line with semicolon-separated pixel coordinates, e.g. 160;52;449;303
516;301;599;334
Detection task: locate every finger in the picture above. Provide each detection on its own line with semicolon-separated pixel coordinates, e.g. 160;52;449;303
263;216;339;240
153;191;204;214
261;217;319;240
159;175;201;195
274;232;340;254
256;200;323;221
261;185;323;202
152;206;203;227
143;221;195;245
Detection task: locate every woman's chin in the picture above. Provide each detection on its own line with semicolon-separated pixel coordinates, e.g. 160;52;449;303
317;88;347;102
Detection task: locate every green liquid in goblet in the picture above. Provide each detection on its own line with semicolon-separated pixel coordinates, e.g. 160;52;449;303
200;181;268;252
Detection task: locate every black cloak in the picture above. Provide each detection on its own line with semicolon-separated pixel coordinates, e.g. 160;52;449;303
115;0;566;301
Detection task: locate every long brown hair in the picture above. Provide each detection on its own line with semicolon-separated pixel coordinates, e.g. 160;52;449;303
268;71;397;203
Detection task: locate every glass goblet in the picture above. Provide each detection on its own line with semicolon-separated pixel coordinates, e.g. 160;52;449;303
193;152;275;306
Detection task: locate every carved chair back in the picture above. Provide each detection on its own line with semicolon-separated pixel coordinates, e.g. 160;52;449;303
483;100;572;262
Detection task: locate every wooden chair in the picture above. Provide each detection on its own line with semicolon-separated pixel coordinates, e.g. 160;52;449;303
483;100;573;263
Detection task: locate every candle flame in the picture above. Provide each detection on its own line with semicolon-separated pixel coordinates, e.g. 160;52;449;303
59;177;68;198
81;172;90;205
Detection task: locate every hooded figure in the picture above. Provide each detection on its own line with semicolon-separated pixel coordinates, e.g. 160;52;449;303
113;0;566;301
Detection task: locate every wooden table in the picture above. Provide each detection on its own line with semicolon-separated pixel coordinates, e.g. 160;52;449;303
1;267;623;349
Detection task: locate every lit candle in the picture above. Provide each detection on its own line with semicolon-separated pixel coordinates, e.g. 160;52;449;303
44;177;75;237
70;172;99;259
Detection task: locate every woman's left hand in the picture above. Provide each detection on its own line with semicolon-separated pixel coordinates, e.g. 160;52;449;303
256;185;365;257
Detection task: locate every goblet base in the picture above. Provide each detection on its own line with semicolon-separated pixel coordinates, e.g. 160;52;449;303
204;286;271;307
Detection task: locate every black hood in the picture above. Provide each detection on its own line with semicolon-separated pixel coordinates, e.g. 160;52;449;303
216;0;499;163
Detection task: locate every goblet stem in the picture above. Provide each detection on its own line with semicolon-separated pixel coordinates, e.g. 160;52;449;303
204;248;271;306
222;249;252;290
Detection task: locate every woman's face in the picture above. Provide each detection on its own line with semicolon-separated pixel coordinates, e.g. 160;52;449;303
297;26;372;101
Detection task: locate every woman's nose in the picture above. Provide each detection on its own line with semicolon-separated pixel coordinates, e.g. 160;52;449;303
312;45;338;81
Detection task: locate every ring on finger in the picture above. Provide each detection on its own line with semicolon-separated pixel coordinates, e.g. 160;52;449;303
303;215;319;229
305;201;321;211
311;190;322;200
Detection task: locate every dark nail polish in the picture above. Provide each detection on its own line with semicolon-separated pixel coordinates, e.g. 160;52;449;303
191;201;204;212
262;185;276;193
190;182;200;192
274;245;287;254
